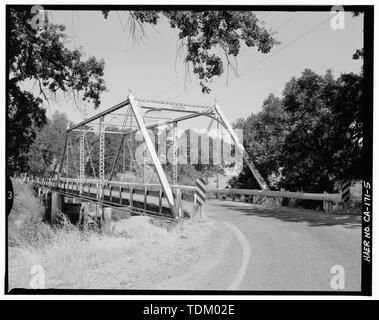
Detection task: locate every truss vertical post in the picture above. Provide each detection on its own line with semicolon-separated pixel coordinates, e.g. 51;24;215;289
66;135;70;179
123;139;126;173
143;147;147;183
109;105;132;181
172;121;178;185
56;133;68;182
216;121;220;189
213;104;269;190
85;135;97;179
79;131;85;195
99;116;105;200
128;95;178;218
109;134;126;182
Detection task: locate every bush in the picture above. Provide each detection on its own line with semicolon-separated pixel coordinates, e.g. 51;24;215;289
8;179;47;246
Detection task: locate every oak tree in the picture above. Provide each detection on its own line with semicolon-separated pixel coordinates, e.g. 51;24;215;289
103;10;278;93
8;8;106;173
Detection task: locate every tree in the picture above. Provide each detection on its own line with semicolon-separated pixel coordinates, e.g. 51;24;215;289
8;8;106;174
27;112;71;176
279;69;362;192
229;93;287;189
8;82;46;173
229;69;363;194
102;10;278;93
351;12;364;61
8;8;277;175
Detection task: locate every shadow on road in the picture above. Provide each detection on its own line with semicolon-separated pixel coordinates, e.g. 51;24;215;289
213;201;362;229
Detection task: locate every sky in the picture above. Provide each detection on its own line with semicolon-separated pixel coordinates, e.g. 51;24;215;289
37;9;363;127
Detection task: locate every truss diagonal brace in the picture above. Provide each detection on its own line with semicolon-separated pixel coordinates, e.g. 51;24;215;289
213;104;269;190
57;134;69;180
129;95;178;218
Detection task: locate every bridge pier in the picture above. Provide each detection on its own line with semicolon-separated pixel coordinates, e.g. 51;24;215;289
48;193;113;229
51;192;63;225
62;201;82;225
102;207;112;231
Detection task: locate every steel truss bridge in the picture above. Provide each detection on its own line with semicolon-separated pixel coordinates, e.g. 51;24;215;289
28;94;343;220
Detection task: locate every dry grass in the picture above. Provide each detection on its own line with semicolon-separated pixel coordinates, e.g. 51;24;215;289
9;216;220;290
8;179;48;247
8;179;222;290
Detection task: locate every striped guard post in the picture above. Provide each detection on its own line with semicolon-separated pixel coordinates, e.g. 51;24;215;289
195;178;207;206
342;180;351;202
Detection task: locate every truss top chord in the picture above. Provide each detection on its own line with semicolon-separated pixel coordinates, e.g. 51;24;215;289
67;97;217;134
135;98;215;114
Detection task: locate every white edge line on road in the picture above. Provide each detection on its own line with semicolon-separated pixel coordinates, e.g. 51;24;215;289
224;222;251;290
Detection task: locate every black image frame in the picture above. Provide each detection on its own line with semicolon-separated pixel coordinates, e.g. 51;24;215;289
4;4;373;296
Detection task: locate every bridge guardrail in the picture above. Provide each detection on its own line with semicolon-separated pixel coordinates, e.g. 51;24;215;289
206;188;342;202
30;177;342;202
26;177;199;218
21;176;345;216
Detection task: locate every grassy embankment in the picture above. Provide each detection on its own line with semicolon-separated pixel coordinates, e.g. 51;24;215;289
8;179;225;290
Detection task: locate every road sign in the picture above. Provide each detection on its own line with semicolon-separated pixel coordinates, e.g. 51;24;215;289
195;178;206;205
342;180;351;202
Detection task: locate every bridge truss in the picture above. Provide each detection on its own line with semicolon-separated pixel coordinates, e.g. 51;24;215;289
56;94;269;219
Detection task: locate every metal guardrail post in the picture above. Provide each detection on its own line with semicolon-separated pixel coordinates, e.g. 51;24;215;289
144;187;148;210
109;185;113;202
130;186;134;209
119;186;123;205
175;188;183;218
158;189;163;214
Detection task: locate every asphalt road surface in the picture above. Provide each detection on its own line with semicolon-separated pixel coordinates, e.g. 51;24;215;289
197;199;362;292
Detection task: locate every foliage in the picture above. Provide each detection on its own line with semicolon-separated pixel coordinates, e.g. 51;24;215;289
102;10;278;93
351;13;364;63
352;48;363;60
9;9;106;108
230;69;363;193
61;125;223;183
9;9;277;174
83;127;125;178
229;94;288;189
8;8;106;174
27;112;71;176
8;82;46;173
280;69;363;192
8;179;47;247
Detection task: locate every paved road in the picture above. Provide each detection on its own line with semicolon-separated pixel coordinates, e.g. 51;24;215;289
197;199;362;292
